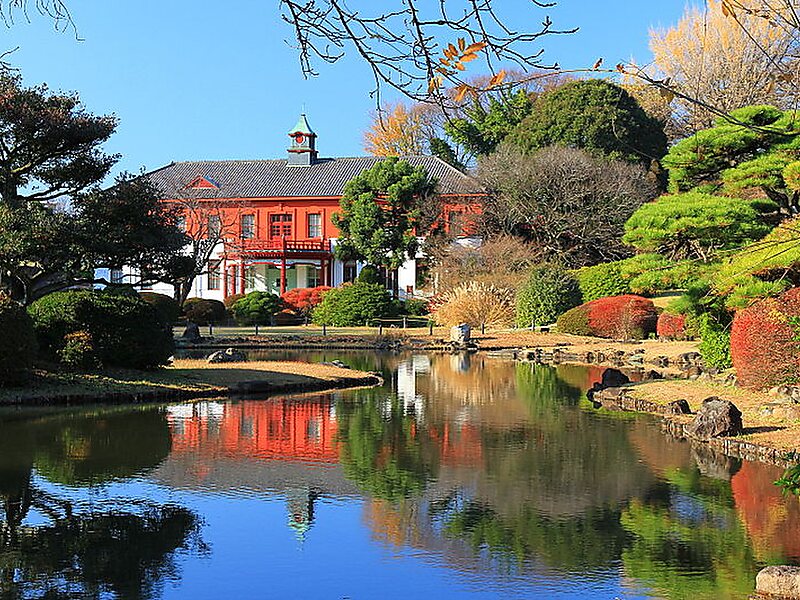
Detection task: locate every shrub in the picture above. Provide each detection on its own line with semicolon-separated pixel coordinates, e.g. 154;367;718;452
429;282;514;328
516;264;582;327
139;292;181;324
697;313;732;370
281;286;332;320
555;295;658;339
223;293;245;309
183;297;226;325
0;294;37;385
731;287;800;389
657;313;688;340
231;291;282;326
312;283;395;326
59;330;100;370
356;265;382;285
28;291;172;370
574;262;628;302
556;306;592;336
402;297;430;316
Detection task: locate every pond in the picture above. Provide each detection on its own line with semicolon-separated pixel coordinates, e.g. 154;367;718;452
1;353;798;599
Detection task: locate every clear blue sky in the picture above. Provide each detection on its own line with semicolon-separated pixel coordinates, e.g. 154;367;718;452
1;1;691;178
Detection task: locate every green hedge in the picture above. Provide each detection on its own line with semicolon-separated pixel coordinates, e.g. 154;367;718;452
574;262;628;303
231;291;282;326
697;313;732;370
516;264;582;327
183;297;226;325
28;291;173;370
312;283;395;326
139;292;181;324
0;294;37;385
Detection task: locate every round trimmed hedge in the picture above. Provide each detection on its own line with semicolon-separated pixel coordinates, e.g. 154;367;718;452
183;297;226;325
231;291;281;326
312;282;395;326
556;294;658;340
731;287;800;389
516;264;582;328
28;290;173;370
139;292;181;324
657;312;688;340
574;262;628;303
0;294;37;385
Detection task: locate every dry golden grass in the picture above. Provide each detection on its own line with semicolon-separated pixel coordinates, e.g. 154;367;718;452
168;359;369;387
0;360;375;405
625;379;800;453
473;329;700;361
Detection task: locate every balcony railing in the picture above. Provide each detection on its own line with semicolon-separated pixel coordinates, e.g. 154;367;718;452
238;238;331;253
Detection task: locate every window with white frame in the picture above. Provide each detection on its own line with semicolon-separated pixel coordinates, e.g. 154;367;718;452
307;265;322;288
110;268;124;285
244;265;256;290
207;214;222;239
307;213;322;238
207;260;221;290
241;214;255;239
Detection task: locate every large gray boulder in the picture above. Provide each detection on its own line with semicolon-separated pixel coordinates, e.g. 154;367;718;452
755;566;800;599
207;347;248;364
686;397;743;440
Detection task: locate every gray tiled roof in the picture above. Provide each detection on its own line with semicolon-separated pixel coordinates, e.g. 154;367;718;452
145;155;483;199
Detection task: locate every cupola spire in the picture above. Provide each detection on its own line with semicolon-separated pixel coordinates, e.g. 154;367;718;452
287;113;318;166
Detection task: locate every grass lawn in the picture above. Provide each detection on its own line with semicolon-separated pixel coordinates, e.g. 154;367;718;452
0;360;378;405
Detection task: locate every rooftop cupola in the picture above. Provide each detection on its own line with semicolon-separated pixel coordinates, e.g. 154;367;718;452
287;113;318;166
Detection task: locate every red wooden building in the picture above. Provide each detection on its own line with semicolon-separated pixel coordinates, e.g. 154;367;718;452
143;114;483;300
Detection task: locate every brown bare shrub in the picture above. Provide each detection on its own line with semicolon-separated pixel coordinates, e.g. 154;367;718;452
429;282;514;328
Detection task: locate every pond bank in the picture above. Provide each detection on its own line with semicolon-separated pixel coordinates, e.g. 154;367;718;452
594;379;800;469
0;360;382;406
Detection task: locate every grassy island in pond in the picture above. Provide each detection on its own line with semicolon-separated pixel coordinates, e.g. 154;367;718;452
0;360;380;406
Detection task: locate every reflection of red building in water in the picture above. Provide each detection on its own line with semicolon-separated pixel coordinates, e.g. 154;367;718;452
168;399;339;463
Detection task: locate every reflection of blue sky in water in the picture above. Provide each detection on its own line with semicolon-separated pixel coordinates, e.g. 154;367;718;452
1;354;798;598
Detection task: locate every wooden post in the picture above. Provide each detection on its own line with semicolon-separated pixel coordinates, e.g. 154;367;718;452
403;316;407;329
378;323;383;336
322;323;327;336
429;321;434;336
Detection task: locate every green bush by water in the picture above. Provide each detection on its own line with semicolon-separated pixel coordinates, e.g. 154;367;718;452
313;283;395;326
0;294;37;385
28;290;173;370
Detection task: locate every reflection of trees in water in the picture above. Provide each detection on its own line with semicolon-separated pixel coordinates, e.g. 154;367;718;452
0;408;205;599
33;409;173;485
436;498;628;572
620;468;758;600
349;358;796;595
336;389;438;502
1;501;204;600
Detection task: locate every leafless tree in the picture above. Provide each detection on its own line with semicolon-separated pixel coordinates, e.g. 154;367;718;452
161;185;248;305
279;0;575;108
477;145;659;268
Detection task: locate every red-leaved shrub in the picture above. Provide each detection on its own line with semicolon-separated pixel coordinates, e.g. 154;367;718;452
557;294;658;339
281;286;332;319
657;313;688;340
731;287;800;390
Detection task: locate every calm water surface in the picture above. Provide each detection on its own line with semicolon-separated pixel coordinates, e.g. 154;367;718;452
1;353;798;599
